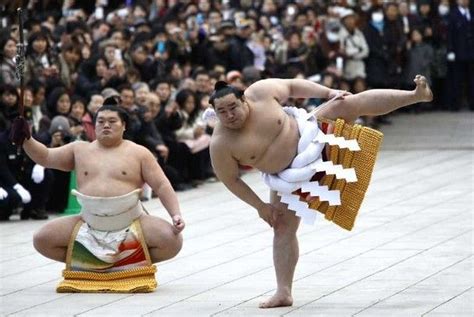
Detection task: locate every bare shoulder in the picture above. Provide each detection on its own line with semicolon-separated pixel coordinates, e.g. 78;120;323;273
73;140;92;147
245;78;289;103
69;140;90;152
124;140;151;158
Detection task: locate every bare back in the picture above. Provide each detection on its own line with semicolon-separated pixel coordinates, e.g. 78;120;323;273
73;140;146;196
212;95;299;174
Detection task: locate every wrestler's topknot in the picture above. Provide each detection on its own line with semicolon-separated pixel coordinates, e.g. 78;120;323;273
103;96;121;106
214;81;229;91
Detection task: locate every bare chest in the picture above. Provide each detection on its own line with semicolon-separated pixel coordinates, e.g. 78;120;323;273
74;145;142;187
229;111;298;170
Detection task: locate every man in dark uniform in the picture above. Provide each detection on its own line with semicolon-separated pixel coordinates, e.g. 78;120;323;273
447;0;474;110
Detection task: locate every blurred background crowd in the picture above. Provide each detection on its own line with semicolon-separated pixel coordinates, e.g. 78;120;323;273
0;0;473;220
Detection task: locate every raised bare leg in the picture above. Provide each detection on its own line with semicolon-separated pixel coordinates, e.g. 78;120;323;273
259;191;300;309
317;75;433;123
140;214;183;263
33;215;81;262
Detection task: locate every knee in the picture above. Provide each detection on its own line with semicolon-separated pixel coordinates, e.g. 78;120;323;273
160;226;183;259
33;228;50;254
168;232;183;258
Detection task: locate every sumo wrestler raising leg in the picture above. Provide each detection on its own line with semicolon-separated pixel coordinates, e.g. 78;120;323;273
209;75;432;308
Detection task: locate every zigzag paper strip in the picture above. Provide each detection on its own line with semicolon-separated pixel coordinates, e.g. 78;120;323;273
310;160;357;182
313;133;361;151
300;182;341;206
278;193;317;225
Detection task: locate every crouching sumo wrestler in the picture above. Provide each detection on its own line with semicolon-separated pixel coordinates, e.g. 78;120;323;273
11;99;184;293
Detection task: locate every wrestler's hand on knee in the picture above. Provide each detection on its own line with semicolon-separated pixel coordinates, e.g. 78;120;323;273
172;215;185;233
257;203;276;228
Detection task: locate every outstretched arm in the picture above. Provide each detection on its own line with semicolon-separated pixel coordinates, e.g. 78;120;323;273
22;137;76;171
245;78;341;105
141;147;184;232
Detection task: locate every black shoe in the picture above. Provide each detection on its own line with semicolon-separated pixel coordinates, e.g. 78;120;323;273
20;209;30;220
174;183;193;191
29;209;49;220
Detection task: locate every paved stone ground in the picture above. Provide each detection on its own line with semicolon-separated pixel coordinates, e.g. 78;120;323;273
0;111;472;317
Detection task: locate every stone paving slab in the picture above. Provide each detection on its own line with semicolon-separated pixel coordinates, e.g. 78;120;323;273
0;112;473;316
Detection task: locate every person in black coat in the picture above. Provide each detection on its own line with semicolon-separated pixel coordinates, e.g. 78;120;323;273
447;0;474;110
0;92;49;220
228;22;255;71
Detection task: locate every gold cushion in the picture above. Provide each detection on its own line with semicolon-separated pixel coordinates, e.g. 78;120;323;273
57;265;157;293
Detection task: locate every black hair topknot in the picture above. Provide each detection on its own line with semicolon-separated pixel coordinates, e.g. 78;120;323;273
214;81;229;91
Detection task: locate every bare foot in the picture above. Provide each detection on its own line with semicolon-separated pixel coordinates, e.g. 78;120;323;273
413;74;433;102
259;292;293;309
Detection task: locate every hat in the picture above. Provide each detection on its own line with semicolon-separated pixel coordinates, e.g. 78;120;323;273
219;20;235;30
49;115;71;135
236;19;252;29
101;87;120;99
340;8;356;20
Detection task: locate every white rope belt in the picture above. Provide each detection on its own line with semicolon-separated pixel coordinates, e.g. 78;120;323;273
262;107;360;224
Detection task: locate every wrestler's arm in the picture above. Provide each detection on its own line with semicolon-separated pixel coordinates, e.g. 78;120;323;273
210;139;264;211
140;147;182;219
245;78;336;103
22;137;76;171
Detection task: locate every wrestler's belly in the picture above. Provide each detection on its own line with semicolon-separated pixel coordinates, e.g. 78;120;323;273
253;117;299;174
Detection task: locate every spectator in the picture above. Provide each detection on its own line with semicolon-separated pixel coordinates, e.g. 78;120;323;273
75;55;126;99
0;84;20;122
0;36;18;87
25;31;60;85
130;43;158;83
0;113;21;220
228;19;255;71
447;0;474;111
45;115;72;213
138;92;190;191
57;42;81;90
364;8;391;89
82;94;104;141
28;80;47;134
68;96;88;141
398;1;420;36
339;9;369;85
403;28;434;90
383;2;407;88
46;87;71;118
174;88;213;183
0;111;49;220
133;82;150;107
431;0;450;110
118;84;142;141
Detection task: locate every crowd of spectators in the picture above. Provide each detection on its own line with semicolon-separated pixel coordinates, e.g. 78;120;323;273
0;0;473;220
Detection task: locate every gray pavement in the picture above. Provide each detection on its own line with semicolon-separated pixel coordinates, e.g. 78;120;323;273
0;111;473;317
